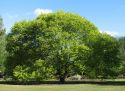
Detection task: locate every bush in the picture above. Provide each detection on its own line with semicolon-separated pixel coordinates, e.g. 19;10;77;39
13;59;53;81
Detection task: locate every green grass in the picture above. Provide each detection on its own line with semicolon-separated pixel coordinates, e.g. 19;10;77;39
0;84;125;91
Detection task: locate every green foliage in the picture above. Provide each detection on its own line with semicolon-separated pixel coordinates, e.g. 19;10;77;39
5;11;121;82
85;33;121;78
119;37;125;62
13;59;53;81
0;17;6;72
5;11;98;82
13;65;31;81
118;37;125;75
5;20;41;76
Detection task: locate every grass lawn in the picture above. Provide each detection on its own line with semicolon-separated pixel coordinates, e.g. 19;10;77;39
0;84;125;91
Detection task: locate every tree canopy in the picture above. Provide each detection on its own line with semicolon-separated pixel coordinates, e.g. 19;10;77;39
5;11;121;82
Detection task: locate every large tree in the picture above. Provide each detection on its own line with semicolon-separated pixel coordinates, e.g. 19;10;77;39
5;11;121;82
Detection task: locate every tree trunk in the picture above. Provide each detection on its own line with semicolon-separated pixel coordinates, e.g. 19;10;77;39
59;77;65;83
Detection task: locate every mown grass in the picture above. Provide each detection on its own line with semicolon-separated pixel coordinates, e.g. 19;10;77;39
0;79;125;91
0;84;125;91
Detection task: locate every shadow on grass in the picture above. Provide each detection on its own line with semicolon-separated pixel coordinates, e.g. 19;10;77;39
1;80;125;85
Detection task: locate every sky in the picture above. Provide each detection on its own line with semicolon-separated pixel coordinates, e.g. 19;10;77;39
0;0;125;36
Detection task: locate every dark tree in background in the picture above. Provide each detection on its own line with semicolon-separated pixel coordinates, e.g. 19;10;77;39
85;33;121;78
118;37;125;76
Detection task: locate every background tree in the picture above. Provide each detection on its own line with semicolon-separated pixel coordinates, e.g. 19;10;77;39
0;17;6;73
119;37;125;61
85;33;121;78
118;37;125;76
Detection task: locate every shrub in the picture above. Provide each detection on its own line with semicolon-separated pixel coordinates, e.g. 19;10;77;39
13;59;53;81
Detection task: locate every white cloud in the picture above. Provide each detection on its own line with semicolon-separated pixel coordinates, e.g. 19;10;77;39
100;30;119;37
34;8;52;16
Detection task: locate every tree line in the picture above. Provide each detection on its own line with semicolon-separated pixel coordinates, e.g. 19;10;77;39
0;11;125;83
